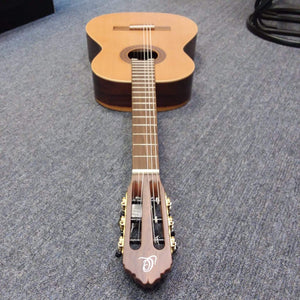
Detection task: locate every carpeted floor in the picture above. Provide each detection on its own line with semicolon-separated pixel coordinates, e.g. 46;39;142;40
1;0;299;299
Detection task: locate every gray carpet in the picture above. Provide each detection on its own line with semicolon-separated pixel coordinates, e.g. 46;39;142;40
1;0;299;299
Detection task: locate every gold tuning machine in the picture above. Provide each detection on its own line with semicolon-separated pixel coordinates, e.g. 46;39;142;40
170;236;177;253
119;216;125;231
168;216;174;229
165;195;172;210
165;196;177;253
116;236;124;257
121;194;127;211
116;194;127;257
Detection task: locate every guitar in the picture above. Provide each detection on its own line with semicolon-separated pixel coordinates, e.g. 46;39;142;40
86;12;197;287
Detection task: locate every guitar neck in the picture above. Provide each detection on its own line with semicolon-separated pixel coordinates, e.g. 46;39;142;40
131;58;160;175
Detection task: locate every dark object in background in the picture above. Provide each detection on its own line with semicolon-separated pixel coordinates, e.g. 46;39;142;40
247;0;300;48
0;0;54;34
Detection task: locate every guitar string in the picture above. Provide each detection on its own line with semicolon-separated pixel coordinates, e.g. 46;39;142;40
135;54;142;246
143;24;155;244
136;24;147;245
137;38;143;245
145;23;157;245
149;23;162;246
131;59;137;245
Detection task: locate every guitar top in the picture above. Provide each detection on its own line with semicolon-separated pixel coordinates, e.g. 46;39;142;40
86;12;197;287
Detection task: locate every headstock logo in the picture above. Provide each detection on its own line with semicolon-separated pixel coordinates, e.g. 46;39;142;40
138;255;157;272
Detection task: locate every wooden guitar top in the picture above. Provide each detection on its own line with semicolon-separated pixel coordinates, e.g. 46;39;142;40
86;12;198;83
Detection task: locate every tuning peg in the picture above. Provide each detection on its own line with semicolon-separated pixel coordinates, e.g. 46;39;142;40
117;236;124;255
119;216;125;231
115;249;122;257
168;216;174;229
165;196;172;210
121;195;127;210
170;236;177;253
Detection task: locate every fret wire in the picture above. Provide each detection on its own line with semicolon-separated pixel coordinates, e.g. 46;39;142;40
132;116;156;118
132;132;157;135
133;155;157;158
132;91;154;94
132;108;155;111
132;79;154;81
132;87;155;89
132;102;156;105
133;143;157;145
132;72;154;74
132;124;157;126
132;96;155;99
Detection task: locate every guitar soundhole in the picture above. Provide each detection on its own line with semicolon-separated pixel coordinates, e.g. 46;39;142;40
128;49;158;60
130;181;142;250
150;181;165;250
120;45;166;64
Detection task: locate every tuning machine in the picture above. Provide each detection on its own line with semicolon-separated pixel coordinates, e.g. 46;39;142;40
116;194;127;257
165;195;172;211
170;236;177;253
119;216;125;231
121;195;127;211
165;194;177;253
116;236;124;257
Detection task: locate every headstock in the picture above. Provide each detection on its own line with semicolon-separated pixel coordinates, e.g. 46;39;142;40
116;174;176;287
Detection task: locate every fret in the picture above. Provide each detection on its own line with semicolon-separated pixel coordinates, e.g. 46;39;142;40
132;79;154;81
132;116;156;118
132;133;156;135
132;87;155;89
132;108;155;111
132;82;153;85
132;62;154;64
132;69;154;72
132;169;159;174
131;72;154;76
132;103;156;105
133;143;157;146
132;72;155;75
133;155;157;158
132;96;155;99
132;91;155;94
132;124;157;126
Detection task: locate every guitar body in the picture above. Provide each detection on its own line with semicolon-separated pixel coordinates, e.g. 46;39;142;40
86;12;197;287
86;12;197;111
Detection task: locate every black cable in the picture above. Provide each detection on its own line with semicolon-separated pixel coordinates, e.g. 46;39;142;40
247;0;300;48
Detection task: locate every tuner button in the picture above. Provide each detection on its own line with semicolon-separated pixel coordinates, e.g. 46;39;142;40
166;197;172;209
168;216;174;228
115;249;122;257
121;195;127;210
171;230;175;237
118;236;124;253
119;216;125;231
120;210;125;217
170;236;177;253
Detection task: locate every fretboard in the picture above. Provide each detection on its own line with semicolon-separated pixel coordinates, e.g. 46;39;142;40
131;58;159;174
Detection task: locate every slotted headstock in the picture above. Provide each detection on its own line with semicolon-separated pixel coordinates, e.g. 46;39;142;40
117;174;176;287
